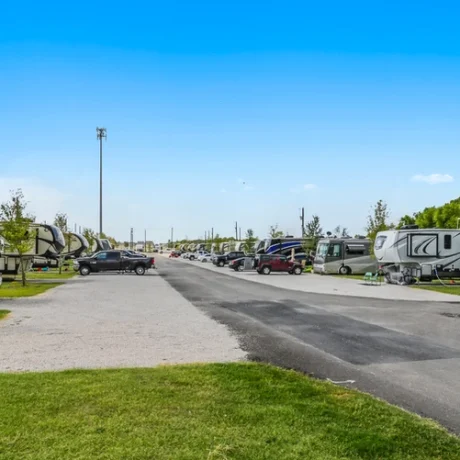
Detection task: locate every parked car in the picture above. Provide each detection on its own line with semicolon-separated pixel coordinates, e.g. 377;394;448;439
198;253;212;262
213;251;246;267
74;250;155;276
169;251;181;258
229;256;254;272
254;254;303;275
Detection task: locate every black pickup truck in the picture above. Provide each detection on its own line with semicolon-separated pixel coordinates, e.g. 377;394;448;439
75;250;155;276
212;251;245;267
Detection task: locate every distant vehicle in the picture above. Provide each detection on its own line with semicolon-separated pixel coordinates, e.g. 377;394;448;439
229;256;255;272
313;237;376;275
254;254;303;275
374;226;460;284
198;253;212;262
213;251;245;267
75;250;155;276
169;251;181;258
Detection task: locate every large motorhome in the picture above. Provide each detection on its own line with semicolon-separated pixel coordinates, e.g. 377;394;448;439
313;237;376;275
0;223;65;275
374;226;460;284
264;237;314;261
254;240;265;254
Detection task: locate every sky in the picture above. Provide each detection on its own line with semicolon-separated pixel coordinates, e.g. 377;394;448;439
1;0;460;243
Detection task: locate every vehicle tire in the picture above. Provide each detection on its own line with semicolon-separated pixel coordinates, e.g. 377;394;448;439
262;266;271;275
79;266;90;276
238;265;244;272
288;270;293;275
338;265;351;275
293;266;302;275
189;255;195;261
135;265;146;276
218;260;225;267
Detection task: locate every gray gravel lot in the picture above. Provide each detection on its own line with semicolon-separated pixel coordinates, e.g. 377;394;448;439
0;272;245;371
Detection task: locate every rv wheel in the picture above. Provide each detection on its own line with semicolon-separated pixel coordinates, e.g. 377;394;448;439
339;265;351;276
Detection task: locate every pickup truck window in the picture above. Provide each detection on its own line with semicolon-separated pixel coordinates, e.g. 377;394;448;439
96;252;108;260
106;252;120;260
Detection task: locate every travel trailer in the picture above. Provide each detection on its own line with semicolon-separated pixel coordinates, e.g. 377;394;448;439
313;237;376;275
219;242;230;253
91;237;112;254
374;226;460;284
33;232;90;268
0;223;65;275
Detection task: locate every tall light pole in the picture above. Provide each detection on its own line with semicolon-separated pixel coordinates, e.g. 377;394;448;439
96;127;107;237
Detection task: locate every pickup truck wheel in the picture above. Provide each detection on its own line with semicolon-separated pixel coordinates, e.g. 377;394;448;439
135;265;145;276
79;266;90;276
189;255;195;261
262;266;271;275
237;265;244;272
293;266;302;275
218;260;225;267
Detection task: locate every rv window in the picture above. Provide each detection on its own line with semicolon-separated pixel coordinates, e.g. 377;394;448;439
444;235;452;250
328;244;342;257
374;235;387;250
346;245;365;255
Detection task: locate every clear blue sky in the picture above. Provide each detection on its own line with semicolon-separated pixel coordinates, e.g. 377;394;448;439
1;1;459;242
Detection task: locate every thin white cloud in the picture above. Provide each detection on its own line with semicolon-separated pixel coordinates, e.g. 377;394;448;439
243;185;255;191
290;183;317;194
411;173;453;185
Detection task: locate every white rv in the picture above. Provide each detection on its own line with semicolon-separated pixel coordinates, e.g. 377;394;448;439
375;226;460;284
219;242;230;253
0;223;65;275
313;237;377;275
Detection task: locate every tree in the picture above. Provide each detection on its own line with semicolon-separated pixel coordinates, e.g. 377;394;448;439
333;225;349;237
53;212;71;274
366;200;392;244
269;224;284;238
305;215;323;238
396;214;416;229
123;241;129;248
83;228;97;254
0;189;35;286
244;228;257;253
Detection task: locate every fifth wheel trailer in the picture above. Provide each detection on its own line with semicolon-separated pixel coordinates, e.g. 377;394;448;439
0;223;65;275
374;226;460;284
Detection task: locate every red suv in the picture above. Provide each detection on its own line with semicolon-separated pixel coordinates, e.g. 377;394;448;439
255;254;303;275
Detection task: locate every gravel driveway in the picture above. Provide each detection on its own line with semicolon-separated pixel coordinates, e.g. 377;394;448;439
0;272;245;371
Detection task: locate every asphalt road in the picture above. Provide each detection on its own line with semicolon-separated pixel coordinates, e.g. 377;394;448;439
159;257;460;434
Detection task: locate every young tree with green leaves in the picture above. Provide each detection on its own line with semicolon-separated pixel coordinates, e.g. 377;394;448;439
269;224;284;238
83;228;97;254
305;215;323;238
366;200;393;246
0;189;36;286
244;228;257;253
53;212;71;274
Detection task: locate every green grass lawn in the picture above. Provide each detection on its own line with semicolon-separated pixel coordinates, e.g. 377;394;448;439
0;281;62;298
25;270;77;280
0;310;10;320
0;363;458;460
413;284;460;296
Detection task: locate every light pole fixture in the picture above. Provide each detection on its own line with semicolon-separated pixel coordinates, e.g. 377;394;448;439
96;127;107;237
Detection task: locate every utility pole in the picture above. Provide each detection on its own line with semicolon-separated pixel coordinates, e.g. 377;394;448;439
130;227;134;250
171;227;174;248
239;227;241;240
211;227;214;241
300;207;305;237
235;221;238;240
96;127;107;237
144;229;147;252
74;223;77;232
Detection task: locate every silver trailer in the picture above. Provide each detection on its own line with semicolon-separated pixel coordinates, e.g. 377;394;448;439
313;237;376;275
375;226;460;284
